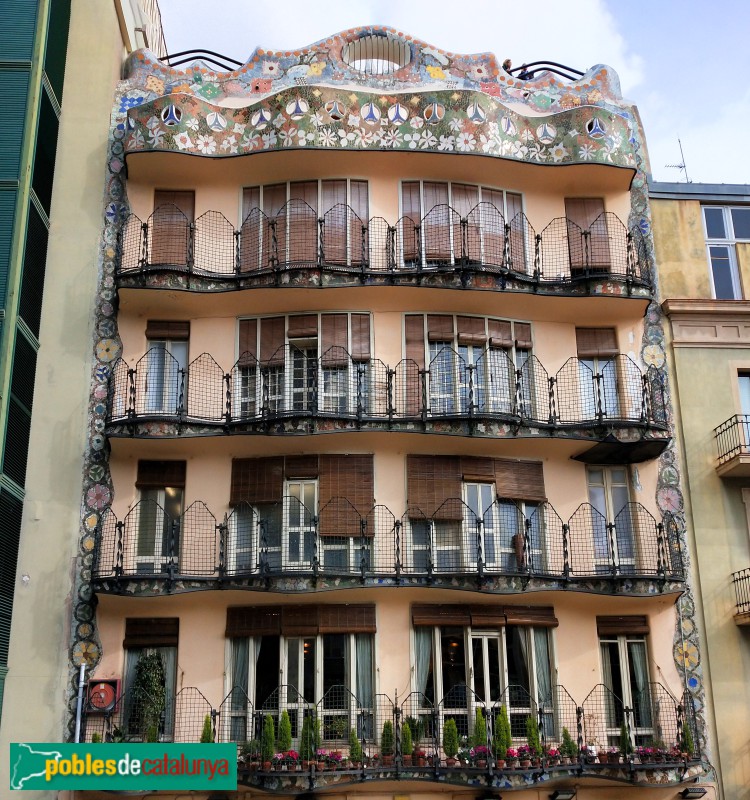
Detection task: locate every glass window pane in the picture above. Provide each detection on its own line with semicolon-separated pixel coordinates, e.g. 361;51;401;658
287;638;300;692
704;207;726;239
488;638;501;702
732;208;750;240
441;628;466;701
472;637;486;700
506;627;530;692
303;638;315;702
710;246;737;299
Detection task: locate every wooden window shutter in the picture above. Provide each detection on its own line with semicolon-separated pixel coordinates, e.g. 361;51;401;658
260;317;285;366
284;455;319;479
287;314;318;339
575;328;619;358
136;460;186;489
319;455;374;536
226;607;281;637
427;314;454;342
319;604;376;633
469;606;506;627
145;321;190;340
238;319;258;365
154;190;195;221
596;615;649;636
412;604;471;626
493;459;546;501
565;197;605;230
406;455;462;519
504;606;559;627
514;322;533;349
321;313;349;367
460;456;495;484
488;319;513;349
404;315;426;368
350;314;371;362
456;316;487;347
230;457;284;505
124;617;179;648
282;605;320;636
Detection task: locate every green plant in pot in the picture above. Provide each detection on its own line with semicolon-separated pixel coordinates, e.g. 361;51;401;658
130;651;166;742
560;727;578;762
619;721;632;762
300;715;321;763
381;720;395;765
443;718;459;765
493;705;512;764
525;715;542;760
200;714;214;743
472;708;488;748
261;714;276;768
277;709;292;753
349;727;363;766
401;720;413;765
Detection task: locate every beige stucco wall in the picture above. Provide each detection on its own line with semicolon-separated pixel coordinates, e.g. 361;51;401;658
0;1;139;794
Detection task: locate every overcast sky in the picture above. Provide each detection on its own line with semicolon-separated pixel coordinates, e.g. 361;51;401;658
156;0;750;186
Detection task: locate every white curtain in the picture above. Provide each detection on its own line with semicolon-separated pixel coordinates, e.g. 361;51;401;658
600;643;616;729
355;634;373;708
534;629;553;737
415;628;432;704
629;641;652;728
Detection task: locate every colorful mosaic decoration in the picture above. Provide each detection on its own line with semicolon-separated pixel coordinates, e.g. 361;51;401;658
67;26;709;768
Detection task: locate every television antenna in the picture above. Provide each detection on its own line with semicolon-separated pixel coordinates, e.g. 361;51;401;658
665;138;691;183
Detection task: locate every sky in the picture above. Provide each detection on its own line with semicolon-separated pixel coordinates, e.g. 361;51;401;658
156;0;750;186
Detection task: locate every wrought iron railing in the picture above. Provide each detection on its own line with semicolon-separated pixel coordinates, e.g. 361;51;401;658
117;202;651;288
81;681;700;767
107;346;667;432
714;414;750;464
732;568;750;615
92;495;684;584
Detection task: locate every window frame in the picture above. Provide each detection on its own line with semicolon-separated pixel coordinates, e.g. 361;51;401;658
702;205;748;300
586;466;634;573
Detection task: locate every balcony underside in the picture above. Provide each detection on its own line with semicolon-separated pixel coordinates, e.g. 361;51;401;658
236;761;705;792
117;264;653;299
90;572;685;598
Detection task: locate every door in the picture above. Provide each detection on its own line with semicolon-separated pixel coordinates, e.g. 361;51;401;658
136;486;183;574
587;467;634;573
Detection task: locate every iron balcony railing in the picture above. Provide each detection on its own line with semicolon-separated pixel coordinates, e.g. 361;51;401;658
117;201;651;289
92;495;684;584
81;681;700;770
107;346;668;433
714;414;750;464
732;568;750;615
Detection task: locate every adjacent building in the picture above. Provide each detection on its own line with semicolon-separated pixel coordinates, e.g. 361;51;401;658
4;20;716;800
654;180;750;800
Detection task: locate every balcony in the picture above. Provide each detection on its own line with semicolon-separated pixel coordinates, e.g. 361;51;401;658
106;346;669;449
81;680;702;791
91;495;684;596
714;415;750;476
116;202;651;298
732;568;750;626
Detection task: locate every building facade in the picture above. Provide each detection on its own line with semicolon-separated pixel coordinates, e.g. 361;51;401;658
7;24;715;799
654;181;750;800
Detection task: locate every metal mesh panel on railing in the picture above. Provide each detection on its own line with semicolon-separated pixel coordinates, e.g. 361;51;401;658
173;687;213;742
392;359;422;418
118;213;145;273
147;204;190;269
120;499;178;576
179;501;218;576
186;353;226;422
254;497;315;574
596;213;628;275
367;217;392;272
94;508;119;578
316;685;368;744
680;689;701;759
275;200;318;267
465;202;506;270
258;685;313;745
528;502;566;576
83;687;175;743
217;686;254;745
360;359;389;418
395;215;420;269
630;682;678;751
663;513;684;579
225;503;262;575
364;693;395;761
473;347;515;416
437;685;488;742
230;356;261;421
107;358;131;421
493;685;540;742
401;692;438;758
321;204;367;270
193;210;235;275
130;348;184;417
613;502;656;576
568;503;611;577
581;684;625;749
400;508;431;577
427;347;467;417
508;212;534;276
239;207;273;272
543;684;579;748
366;505;397;575
630;226;649;284
517;354;550;422
318;347;358;417
422;204;461;268
538;217;573;281
318;496;367;575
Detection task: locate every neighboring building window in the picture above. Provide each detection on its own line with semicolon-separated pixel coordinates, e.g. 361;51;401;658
134;461;186;575
228;455;374;573
564;197;610;273
404;314;532;416
575;327;620;419
587;466;633;573
739;372;750;416
406;456;546;573
151;190;195;266
400;181;524;269
225;605;375;743
236;313;371;417
703;205;750;299
144;320;189;413
412;604;555;739
597;616;652;746
122;618;179;741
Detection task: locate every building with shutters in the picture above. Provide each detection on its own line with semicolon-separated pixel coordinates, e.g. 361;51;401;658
0;0;166;764
49;25;715;800
652;180;750;800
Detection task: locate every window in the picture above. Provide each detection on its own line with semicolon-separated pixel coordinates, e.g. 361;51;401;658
412;606;554;741
575;328;620;420
403;314;532;417
587;466;634;573
242;180;369;268
144;321;189;414
565;197;610;274
134;461;185;574
400;181;524;270
597;617;652;746
225;605;375;744
151;190;194;267
703;206;750;299
236;313;372;418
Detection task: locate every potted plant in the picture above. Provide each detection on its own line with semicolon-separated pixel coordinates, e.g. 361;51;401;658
545;745;560;766
680;721;695;759
327;750;343;770
525;715;542;764
442;718;459;766
472;708;488;748
619;720;632;763
517;744;532;768
349;727;363;768
493;704;512;768
130;651;166;742
505;747;519;769
471;744;490;768
381;720;395;766
316;748;328;771
277;709;292;753
560;727;578;764
300;715;321;767
401;720;413;766
261;714;276;770
200;714;213;743
240;739;261;771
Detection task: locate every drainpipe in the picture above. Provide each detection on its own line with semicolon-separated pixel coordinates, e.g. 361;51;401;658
74;664;87;743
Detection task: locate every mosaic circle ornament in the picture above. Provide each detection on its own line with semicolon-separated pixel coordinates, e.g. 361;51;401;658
360;102;381;125
251;108;272;129
466;102;486;124
536;122;557;144
423;102;445;124
387;102;409;124
160;104;182;126
285;97;309;120
500;116;517;136
324;100;346;121
587;117;607;139
206;111;227;132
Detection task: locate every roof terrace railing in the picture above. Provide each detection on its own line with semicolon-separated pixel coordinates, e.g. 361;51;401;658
117;202;651;290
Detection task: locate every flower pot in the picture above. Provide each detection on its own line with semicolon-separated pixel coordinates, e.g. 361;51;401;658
477;759;487;769
496;758;506;770
263;761;272;771
445;757;457;767
316;761;326;771
416;757;426;767
597;751;608;764
382;754;394;766
520;759;531;769
402;754;412;766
